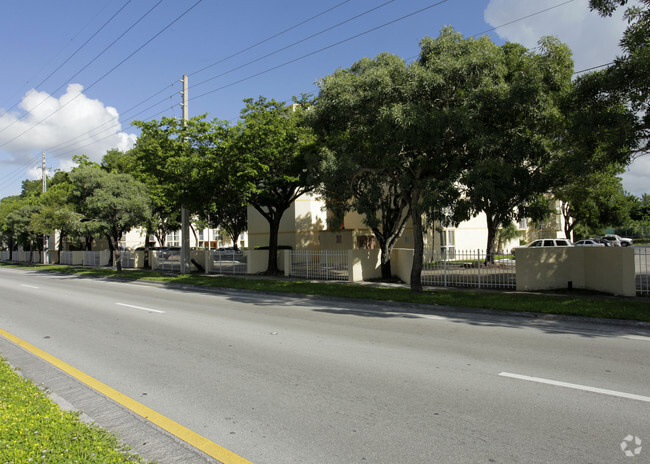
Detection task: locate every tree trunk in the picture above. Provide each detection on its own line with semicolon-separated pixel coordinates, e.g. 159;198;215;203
144;228;151;269
409;191;424;293
380;245;392;280
266;217;281;275
106;234;116;268
485;215;498;265
108;233;122;272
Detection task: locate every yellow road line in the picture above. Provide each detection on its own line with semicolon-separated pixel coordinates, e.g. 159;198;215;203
0;327;253;464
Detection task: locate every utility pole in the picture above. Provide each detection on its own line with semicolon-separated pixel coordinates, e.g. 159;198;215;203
40;152;49;264
180;75;191;274
41;152;47;194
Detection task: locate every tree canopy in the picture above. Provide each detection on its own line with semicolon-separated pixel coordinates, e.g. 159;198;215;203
231;96;318;274
588;0;649;155
69;165;150;271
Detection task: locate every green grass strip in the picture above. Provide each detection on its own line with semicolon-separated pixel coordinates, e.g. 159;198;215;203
0;357;145;463
2;262;650;322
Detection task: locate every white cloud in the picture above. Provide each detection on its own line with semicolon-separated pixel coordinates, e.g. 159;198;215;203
484;0;626;72
0;83;137;167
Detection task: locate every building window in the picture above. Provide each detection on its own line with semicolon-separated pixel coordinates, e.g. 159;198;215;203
167;231;180;247
441;229;455;259
518;218;528;230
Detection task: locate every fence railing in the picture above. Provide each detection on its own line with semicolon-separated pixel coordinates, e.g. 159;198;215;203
208;250;247;275
290;250;349;281
422;249;516;289
120;251;136;269
84;251;101;267
59;251;73;265
636;247;649;296
153;249;181;272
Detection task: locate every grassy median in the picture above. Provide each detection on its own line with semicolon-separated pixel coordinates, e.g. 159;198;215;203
3;262;649;322
0;357;145;463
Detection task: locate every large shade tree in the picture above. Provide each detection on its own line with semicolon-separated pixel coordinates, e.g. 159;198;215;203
589;0;650;155
453;38;575;260
69;165;151;271
555;165;631;239
311;53;413;280
132;117;244;255
231;96;318;274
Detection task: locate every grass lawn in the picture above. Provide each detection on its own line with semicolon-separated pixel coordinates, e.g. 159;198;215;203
0;357;145;463
2;262;649;323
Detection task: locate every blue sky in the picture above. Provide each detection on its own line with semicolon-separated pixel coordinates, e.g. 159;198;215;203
1;0;645;198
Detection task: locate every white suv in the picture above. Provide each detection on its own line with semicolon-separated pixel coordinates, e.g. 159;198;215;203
527;238;573;247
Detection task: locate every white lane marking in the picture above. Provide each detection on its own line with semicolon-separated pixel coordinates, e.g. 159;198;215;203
623;335;650;342
499;372;650;403
543;328;650;341
20;284;39;289
115;303;165;314
418;314;447;320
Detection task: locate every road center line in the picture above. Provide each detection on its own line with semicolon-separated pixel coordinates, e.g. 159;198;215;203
499;372;650;403
115;303;165;314
20;284;39;289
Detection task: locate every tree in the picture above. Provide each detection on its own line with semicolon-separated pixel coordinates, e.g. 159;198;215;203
555;166;631;239
454;38;575;261
311;53;412;280
132;116;232;253
314;28;519;292
588;0;649;155
231;96;318;274
0;195;24;260
69;166;151;272
30;177;82;251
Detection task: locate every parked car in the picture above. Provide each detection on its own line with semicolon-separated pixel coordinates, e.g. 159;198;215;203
603;234;633;247
593;236;620;247
574;239;605;247
527;238;573;247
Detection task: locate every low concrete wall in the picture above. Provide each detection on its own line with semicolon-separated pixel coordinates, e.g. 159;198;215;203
248;250;288;274
60;251;84;266
515;247;635;296
133;250;145;268
349;249;382;282
391;248;414;285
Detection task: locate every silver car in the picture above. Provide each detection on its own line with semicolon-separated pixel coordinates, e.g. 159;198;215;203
574;239;605;247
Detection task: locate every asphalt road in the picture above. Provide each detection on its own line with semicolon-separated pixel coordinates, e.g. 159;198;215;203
1;267;649;464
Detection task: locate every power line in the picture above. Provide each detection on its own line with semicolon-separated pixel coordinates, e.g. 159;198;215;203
192;0;398;90
0;153;42;192
0;0;203;152
472;0;575;38
192;0;453;102
189;0;353;76
1;0;366;187
0;0;160;138
0;0;117;115
574;62;614;74
43;85;178;156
